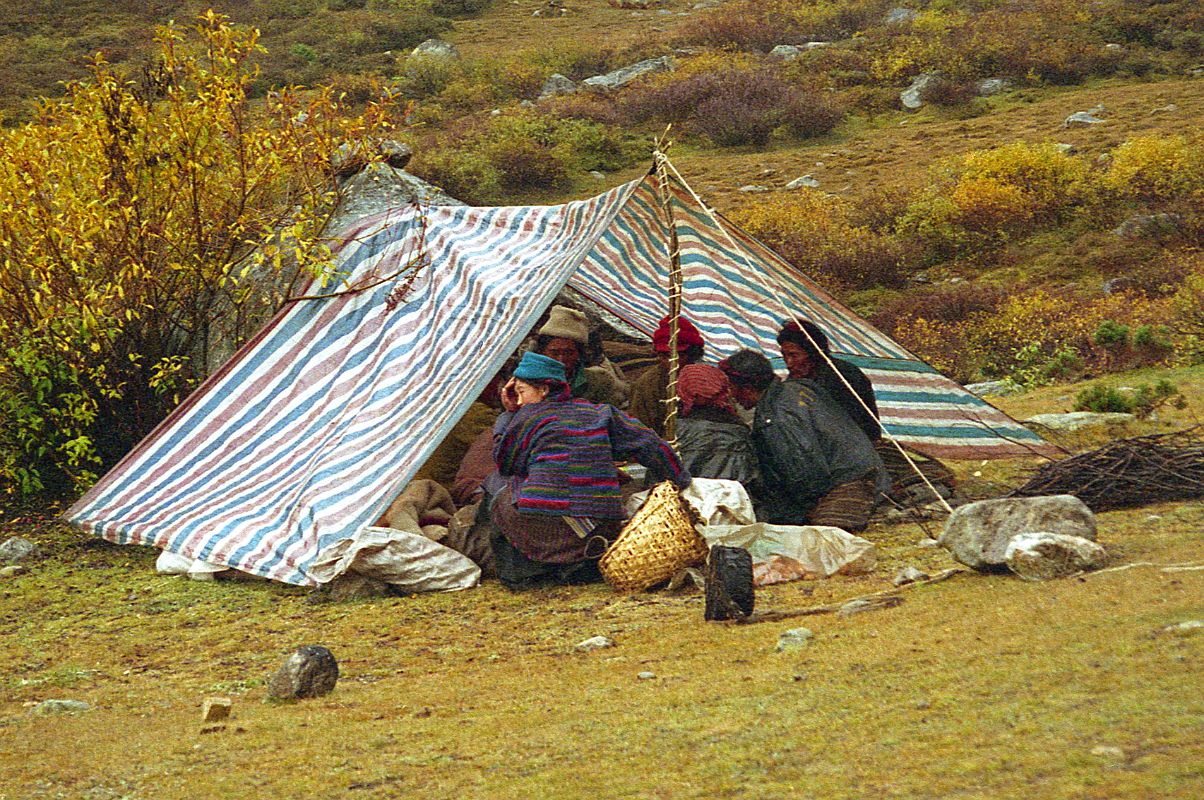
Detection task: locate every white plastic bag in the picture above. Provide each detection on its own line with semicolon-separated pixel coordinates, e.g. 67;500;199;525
308;526;480;592
680;479;757;526
701;523;877;586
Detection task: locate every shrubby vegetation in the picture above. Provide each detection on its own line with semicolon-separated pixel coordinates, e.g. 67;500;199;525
0;14;401;499
409;109;641;203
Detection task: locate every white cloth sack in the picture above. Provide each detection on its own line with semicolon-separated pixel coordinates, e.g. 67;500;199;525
308;526;480;592
155;550;228;582
702;523;877;586
680;478;757;526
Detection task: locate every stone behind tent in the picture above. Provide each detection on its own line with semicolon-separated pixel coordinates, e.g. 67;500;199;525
939;495;1096;571
267;645;339;700
1005;532;1108;580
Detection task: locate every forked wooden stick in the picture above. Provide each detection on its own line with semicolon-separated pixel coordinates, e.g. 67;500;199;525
731;567;965;625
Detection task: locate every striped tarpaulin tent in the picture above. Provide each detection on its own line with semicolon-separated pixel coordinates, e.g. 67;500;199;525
67;169;1051;585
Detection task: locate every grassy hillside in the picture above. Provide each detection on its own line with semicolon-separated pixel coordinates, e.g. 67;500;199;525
0;374;1200;797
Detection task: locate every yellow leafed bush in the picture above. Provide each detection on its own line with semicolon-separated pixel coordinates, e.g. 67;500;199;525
1107;133;1204;204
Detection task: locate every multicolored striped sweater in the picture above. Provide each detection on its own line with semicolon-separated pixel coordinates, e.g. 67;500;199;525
493;396;690;520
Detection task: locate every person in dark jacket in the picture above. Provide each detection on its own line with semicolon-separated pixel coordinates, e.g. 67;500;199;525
490;351;690;590
674;363;762;498
777;319;880;442
777;319;956;504
719;349;886;531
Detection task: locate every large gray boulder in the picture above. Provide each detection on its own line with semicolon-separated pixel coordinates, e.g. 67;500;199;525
267;645;339;700
539;73;578;100
1005;532;1108;580
976;77;1011;96
1111;213;1184;239
901;73;941;109
411;39;459;60
0;537;38;565
582;56;674;92
939;495;1096;571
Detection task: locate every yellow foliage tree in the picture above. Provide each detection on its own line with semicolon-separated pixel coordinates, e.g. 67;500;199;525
0;12;402;499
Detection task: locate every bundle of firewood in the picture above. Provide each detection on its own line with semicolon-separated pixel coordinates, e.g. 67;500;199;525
1010;428;1204;511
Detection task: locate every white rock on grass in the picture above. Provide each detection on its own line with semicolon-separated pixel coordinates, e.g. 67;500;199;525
576;635;614;652
1063;111;1105;127
1004;532;1108;580
893;566;929;586
776;628;813;651
786;175;821;189
1160;620;1203;637
939;495;1096;571
738;185;771;193
32;699;91;715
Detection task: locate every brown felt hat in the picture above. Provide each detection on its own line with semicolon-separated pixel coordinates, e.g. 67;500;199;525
537;305;589;345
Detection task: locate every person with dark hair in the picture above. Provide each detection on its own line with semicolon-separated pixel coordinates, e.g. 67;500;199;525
489;351;690;590
719;349;886;531
535;305;628;407
777;319;956;505
629;315;706;437
776;319;880;442
674;364;762;496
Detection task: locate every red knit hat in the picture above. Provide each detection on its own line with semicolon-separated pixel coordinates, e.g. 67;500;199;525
651;316;704;353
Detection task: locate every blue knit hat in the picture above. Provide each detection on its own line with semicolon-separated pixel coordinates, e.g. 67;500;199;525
513;351;567;383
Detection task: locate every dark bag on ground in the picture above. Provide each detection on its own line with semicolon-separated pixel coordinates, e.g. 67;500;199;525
704;545;755;621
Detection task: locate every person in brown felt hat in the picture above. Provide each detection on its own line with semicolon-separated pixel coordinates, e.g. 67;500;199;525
535;305;629;407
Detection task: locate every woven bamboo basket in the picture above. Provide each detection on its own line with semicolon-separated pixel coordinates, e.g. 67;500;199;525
600;482;708;592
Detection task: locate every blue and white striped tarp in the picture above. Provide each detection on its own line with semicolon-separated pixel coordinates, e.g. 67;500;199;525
67;171;1050;585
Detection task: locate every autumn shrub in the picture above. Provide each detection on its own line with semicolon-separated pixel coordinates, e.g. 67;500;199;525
733;193;908;291
621;64;843;146
410;110;639;201
0;14;401;500
1106;133;1204;205
679;0;890;52
896;142;1091;260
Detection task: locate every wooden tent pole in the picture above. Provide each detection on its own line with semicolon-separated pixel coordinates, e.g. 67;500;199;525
652;143;683;444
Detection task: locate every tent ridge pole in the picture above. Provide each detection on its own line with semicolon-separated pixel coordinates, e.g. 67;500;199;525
653;146;683;445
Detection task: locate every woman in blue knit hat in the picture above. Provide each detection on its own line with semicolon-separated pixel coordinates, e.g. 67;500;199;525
489;350;690;590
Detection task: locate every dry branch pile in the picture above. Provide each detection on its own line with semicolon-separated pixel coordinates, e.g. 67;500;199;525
1010;428;1204;511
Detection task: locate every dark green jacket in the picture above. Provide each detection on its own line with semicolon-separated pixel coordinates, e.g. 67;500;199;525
751;379;884;516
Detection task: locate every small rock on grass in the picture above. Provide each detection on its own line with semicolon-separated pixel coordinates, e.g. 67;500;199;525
0;565;26;578
576;635;614;652
893;566;929;586
267;645;339;700
0;537;38;565
637;671;657;680
201;697;232;723
1160;620;1202;637
1091;745;1125;760
32;699;91;715
776;628;813;652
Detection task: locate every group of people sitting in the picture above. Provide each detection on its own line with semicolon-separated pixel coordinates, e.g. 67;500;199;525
403;304;907;591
